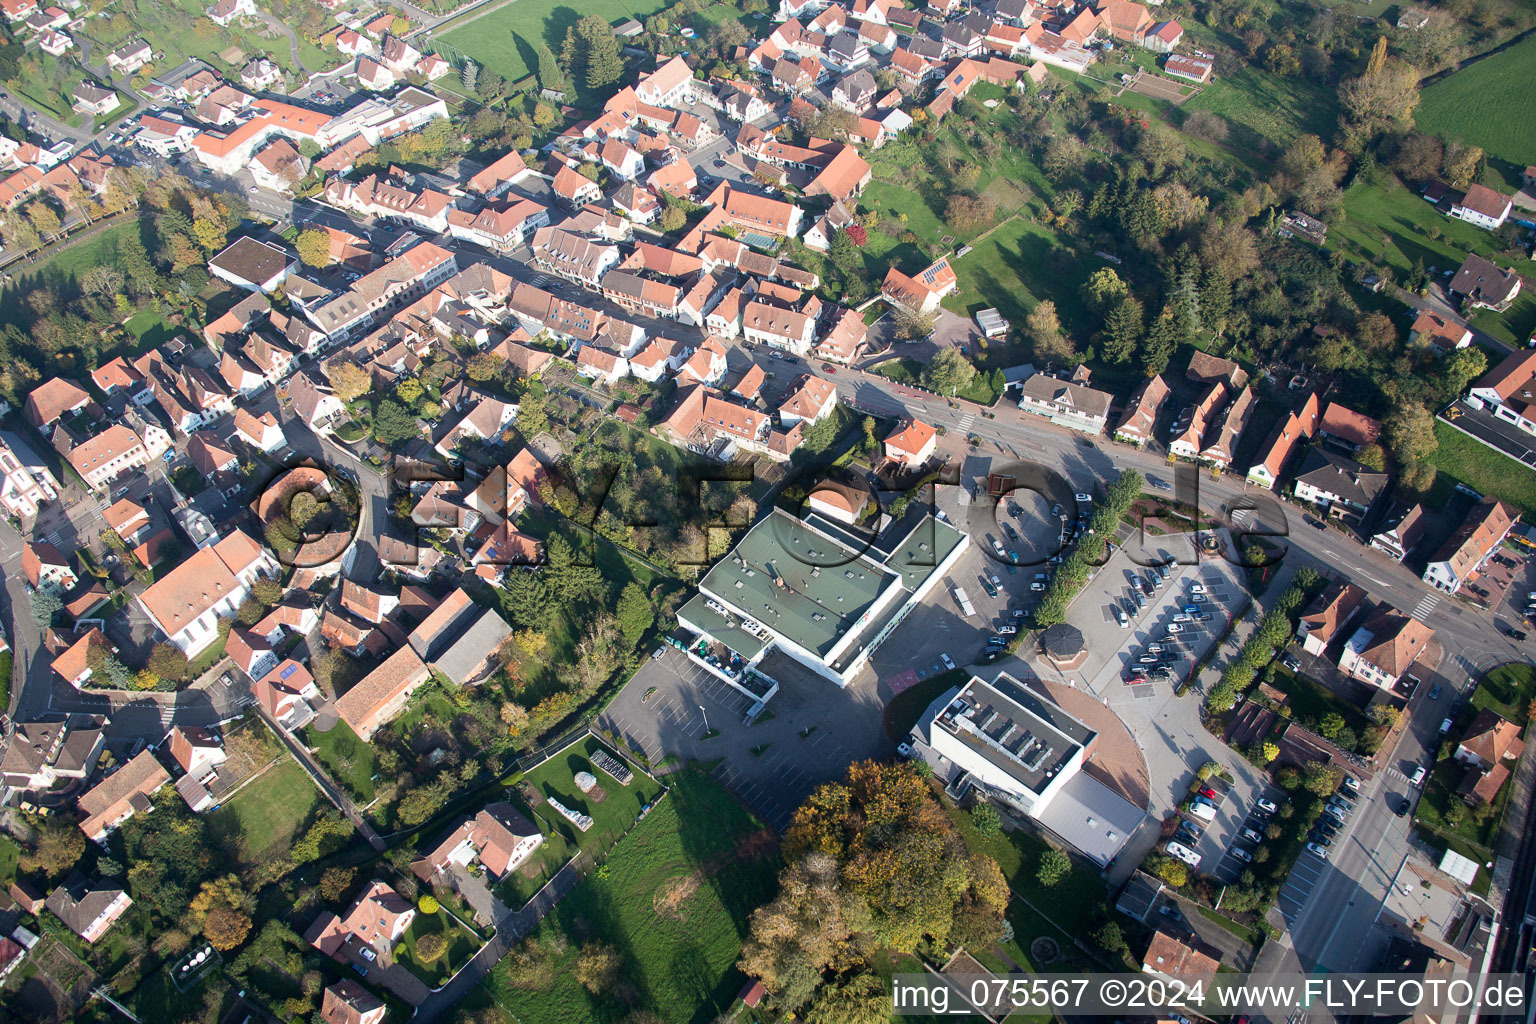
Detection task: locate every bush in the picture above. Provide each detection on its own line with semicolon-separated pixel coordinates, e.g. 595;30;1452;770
418;895;440;914
971;803;1002;838
1037;849;1071;887
415;931;448;963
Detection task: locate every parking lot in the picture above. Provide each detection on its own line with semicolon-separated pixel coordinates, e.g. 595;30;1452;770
1168;778;1285;884
597;647;889;830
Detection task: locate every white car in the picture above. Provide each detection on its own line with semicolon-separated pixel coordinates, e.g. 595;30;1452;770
1172;613;1192;623
1030;582;1045;592
1167;624;1183;633
1075;492;1092;502
1191;584;1206;594
1115;608;1129;628
1410;765;1427;787
1306;842;1329;860
940;653;955;670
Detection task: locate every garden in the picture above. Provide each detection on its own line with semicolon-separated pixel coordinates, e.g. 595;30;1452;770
518;735;665;855
205;757;322;866
398;905;483;986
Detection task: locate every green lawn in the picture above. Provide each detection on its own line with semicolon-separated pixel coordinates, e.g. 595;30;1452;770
0;220;140;321
1333;175;1536;284
437;0;669;87
124;309;183;348
521;736;664;854
1195;904;1263;947
1471;664;1536;726
1427;421;1536;519
398;910;481;986
942;216;1099;340
1269;664;1370;738
1179;62;1340;148
304;719;378;803
1413;755;1505;857
495;822;576;909
1418;35;1536;167
0;833;18;887
205;757;321;863
1472;289;1536;348
484;767;780;1024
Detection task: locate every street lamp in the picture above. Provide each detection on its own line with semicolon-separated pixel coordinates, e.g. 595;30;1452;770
699;704;709;734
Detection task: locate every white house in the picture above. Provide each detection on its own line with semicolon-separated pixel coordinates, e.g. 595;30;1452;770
1450;184;1512;231
135;531;277;657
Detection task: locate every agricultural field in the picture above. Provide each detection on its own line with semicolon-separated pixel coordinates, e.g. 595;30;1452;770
484;767;780;1024
1417;36;1536;168
205;757;322;864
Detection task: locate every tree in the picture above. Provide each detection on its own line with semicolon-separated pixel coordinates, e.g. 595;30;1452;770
1442;142;1483;190
295;228;330;268
923;347;976;396
970;802;1001;838
147;643;189;682
829;227;860;275
890;302;939;341
1100;296;1144;364
1437;346;1486;399
575;14;625;89
328;361;372;404
1026;299;1075;362
615;582;654;646
804;970;888;1024
1093;921;1128;957
575;943;623;993
1303;761;1343;796
1385;403;1438;467
289;491;321;529
657;204;686;232
419;894;440;914
203;905;252;950
415;931;448;962
1037;849;1070;887
460;58;479;93
1260;740;1279;764
1139;307;1180;375
319;867;355;902
30;587;61;628
1338;44;1421;151
1081;268;1128;312
500;702;530;735
537;42;566;92
21;822;85;879
1152;856;1188;888
372;399;418;445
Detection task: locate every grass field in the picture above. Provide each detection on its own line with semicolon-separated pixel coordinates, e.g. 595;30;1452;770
0;833;17;887
1471;664;1536;726
1472;290;1536;348
436;0;667;87
0;219;138;321
942;216;1099;339
206;757;321;863
1428;421;1536;519
304;720;378;803
1418;36;1536;168
1269;665;1370;737
1333;176;1536;283
484;767;780;1024
1179;64;1340;149
521;735;664;854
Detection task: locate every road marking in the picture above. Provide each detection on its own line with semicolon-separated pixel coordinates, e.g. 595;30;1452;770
1412;593;1441;619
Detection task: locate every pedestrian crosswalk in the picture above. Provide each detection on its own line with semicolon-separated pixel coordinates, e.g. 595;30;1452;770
956;412;975;432
1412;592;1441;620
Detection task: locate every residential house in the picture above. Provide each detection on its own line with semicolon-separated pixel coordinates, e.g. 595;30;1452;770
45;875;132;943
884;417;937;466
254;660;321;731
677;336;729;387
233;408;287;452
551;163;602;207
434;395;518;458
816;306;867;364
1292;449;1388;523
1448;253;1523;312
466;151;531;197
1142;928;1221;980
1143;20;1183;51
1096;0;1152;43
250;138;307;193
306;880;416;960
319;981;387;1024
287;372;348;432
0;434;60;518
239;57;282;91
1017;374;1112;434
65;426;148;493
1296;580;1368;658
529;227;620;287
413;802;543;882
333;645;431;741
1245;391;1320;490
446;198;549;253
1167;382;1226;460
778;375;838;427
1113;374;1169;447
24;377;90;431
1198;386;1254;469
1318;403;1382;452
37;29;72;56
636;56;696;108
206;0;254;25
805;144;872;203
1369;503;1427;563
658;384;802;462
21;541;75;592
1187;351;1248;389
1337;605;1434;690
0;714;106;790
1450;184;1512;230
880;257;958;313
75;750;170;842
1408;310;1473;355
1422;497;1515;594
1454;709;1524;770
1469;349;1536;434
133;114;200;157
226;626;279;681
71;82;119;116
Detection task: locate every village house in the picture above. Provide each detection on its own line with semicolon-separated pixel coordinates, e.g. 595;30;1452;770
1113;374;1169;447
1408;310;1473;354
412;802;544;883
1422;497;1515;594
884;417;938;466
1369;504;1428;563
319;981;387;1024
45;875;132;944
1317;402;1382;452
1017;373;1112;434
1293;448;1388;524
1337;605;1434;691
0;714;106;790
306;880;416;960
75;750;171;842
1448;253;1523;312
1468;349;1536;435
334;645;432;741
135;530;278;657
1450;184;1512;230
255;660;322;731
1296;580;1368;658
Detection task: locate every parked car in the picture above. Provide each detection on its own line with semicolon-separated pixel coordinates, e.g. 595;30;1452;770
1031;582;1046;592
1075;492;1092;502
1240;827;1263;843
1191;584;1206;594
1159;902;1183;921
1229;846;1252;863
1427;683;1441;700
1308;832;1333;849
1410;765;1427;787
1197;786;1217;800
999;624;1016;635
1173;613;1192;623
1256;797;1279;814
1306;842;1329;859
1168;624;1183;633
359;947;377;962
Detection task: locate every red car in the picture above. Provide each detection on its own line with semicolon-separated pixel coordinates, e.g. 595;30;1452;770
822;363;839;374
1198;786;1217;800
